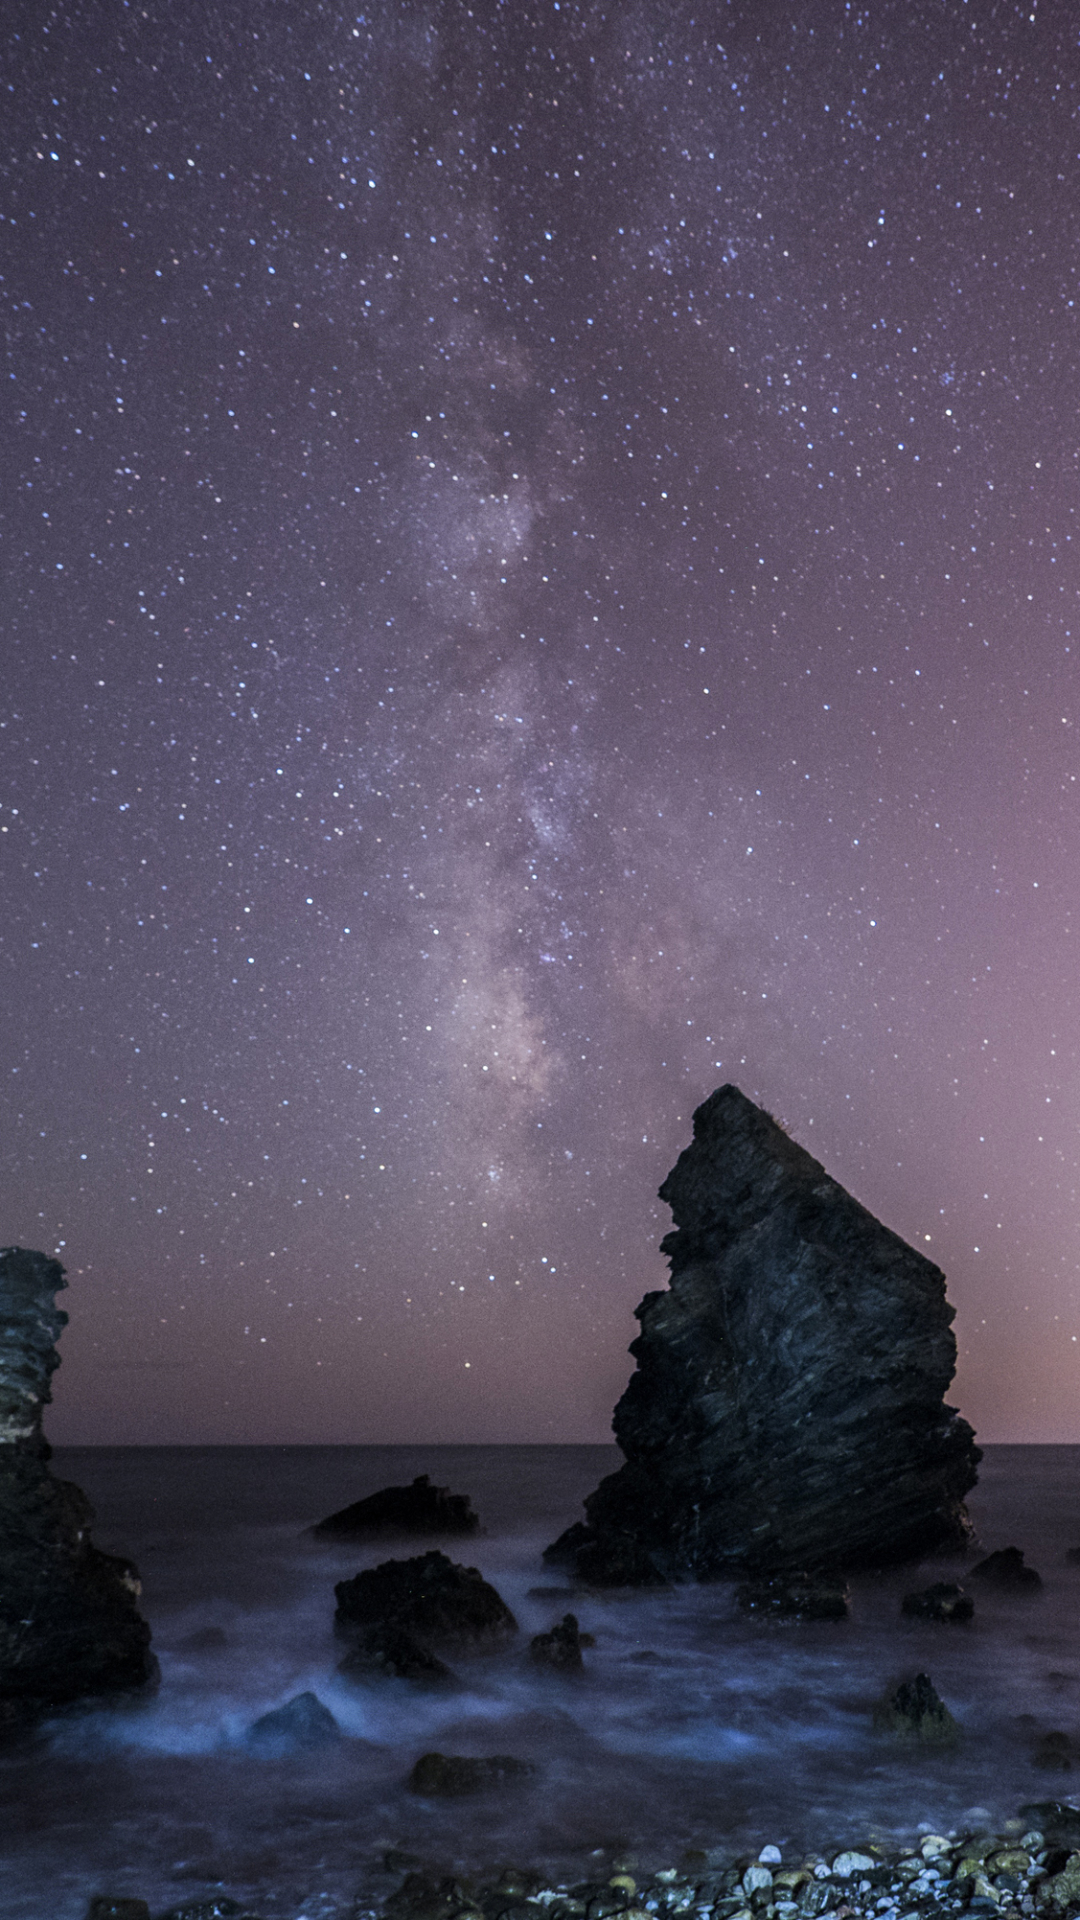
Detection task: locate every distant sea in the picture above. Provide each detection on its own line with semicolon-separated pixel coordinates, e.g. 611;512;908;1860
2;1444;1078;1920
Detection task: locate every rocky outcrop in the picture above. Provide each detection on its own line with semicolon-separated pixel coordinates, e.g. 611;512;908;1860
0;1247;155;1722
310;1473;479;1540
334;1549;516;1651
545;1086;980;1584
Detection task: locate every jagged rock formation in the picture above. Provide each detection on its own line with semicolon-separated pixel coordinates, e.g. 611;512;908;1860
546;1086;980;1584
310;1473;479;1540
969;1545;1042;1589
0;1247;155;1721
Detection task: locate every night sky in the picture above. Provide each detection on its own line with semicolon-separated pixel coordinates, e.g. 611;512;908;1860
5;1;1079;1446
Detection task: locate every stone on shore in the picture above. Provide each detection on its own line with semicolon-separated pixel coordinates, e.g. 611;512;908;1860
900;1580;974;1622
545;1086;980;1585
334;1549;516;1650
310;1473;480;1540
0;1247;156;1724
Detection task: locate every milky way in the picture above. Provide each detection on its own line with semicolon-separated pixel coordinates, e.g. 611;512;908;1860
5;2;1079;1443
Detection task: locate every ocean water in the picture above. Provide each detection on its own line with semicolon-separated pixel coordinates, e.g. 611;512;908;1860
3;1443;1080;1920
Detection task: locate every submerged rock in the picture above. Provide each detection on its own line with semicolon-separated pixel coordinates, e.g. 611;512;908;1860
545;1087;980;1584
310;1473;480;1540
334;1549;516;1650
736;1570;850;1620
528;1612;591;1670
969;1545;1042;1589
0;1247;155;1724
247;1689;341;1752
338;1622;457;1686
1032;1730;1074;1771
85;1902;152;1920
873;1671;958;1742
900;1580;974;1622
408;1750;535;1796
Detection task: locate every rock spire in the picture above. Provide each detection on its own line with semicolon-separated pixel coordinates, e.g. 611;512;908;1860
546;1086;980;1584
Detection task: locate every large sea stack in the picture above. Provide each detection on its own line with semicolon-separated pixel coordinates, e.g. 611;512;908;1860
547;1086;980;1584
0;1247;155;1722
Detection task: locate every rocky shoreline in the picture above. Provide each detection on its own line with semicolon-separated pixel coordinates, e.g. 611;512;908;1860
85;1808;1080;1920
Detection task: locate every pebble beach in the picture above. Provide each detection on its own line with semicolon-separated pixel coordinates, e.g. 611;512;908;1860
86;1813;1080;1920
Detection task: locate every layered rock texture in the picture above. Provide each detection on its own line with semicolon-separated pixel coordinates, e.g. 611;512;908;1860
0;1247;155;1721
546;1086;980;1584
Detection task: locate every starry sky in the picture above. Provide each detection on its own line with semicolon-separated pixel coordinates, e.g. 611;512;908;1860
4;0;1080;1446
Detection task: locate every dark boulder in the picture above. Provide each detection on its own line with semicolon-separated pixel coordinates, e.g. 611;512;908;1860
338;1623;457;1686
969;1545;1042;1589
310;1473;480;1540
408;1750;535;1796
0;1247;156;1723
86;1903;151;1920
334;1549;516;1650
873;1671;958;1743
901;1581;974;1622
545;1087;980;1584
247;1689;341;1752
736;1570;850;1620
528;1612;591;1670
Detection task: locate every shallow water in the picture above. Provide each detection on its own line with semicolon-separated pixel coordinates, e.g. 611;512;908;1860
4;1443;1080;1919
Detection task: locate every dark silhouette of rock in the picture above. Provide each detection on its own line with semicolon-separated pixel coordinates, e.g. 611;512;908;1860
86;1902;151;1920
247;1689;341;1752
0;1247;155;1723
408;1750;535;1796
545;1087;980;1584
969;1545;1042;1589
901;1580;974;1622
338;1623;457;1686
528;1612;591;1670
1033;1730;1074;1771
735;1570;850;1620
873;1671;958;1743
310;1473;480;1540
334;1549;516;1650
